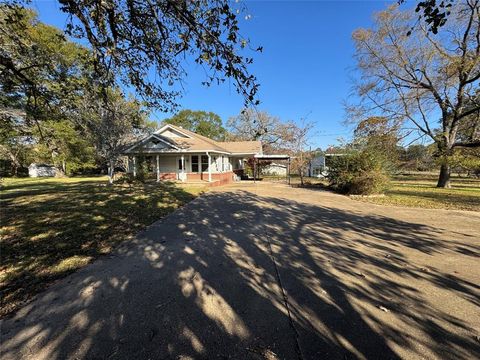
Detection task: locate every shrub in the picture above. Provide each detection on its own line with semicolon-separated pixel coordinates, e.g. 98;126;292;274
327;150;391;195
474;167;480;178
135;155;150;183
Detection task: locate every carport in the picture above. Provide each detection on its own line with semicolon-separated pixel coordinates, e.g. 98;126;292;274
253;154;291;184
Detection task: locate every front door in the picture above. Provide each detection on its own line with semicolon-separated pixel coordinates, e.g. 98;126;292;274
177;156;186;181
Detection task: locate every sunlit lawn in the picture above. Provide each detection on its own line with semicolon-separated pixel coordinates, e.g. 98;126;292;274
0;176;205;317
355;173;480;211
262;172;479;211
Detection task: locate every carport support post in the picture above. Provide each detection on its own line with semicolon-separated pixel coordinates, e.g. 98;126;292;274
288;158;291;185
253;157;256;183
156;155;160;182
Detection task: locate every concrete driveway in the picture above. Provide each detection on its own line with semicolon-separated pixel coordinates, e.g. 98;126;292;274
1;182;479;360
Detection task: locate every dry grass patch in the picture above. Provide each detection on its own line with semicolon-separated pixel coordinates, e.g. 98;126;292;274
0;176;205;317
354;173;480;211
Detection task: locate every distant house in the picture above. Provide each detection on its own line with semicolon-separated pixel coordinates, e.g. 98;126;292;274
262;163;287;176
123;124;262;184
28;164;59;177
308;153;348;177
308;155;326;177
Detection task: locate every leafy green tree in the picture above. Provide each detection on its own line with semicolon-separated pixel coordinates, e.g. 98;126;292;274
327;117;398;195
402;144;434;171
1;5;96;175
164;110;227;140
0;109;32;176
78;88;149;184
448;148;480;176
32;120;96;175
1;7;154;180
327;149;391;195
0;6;90;137
7;0;261;110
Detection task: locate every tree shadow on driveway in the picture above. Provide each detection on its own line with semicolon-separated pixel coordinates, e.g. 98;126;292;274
1;190;479;359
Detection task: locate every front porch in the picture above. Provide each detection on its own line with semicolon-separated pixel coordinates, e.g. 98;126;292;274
126;153;245;184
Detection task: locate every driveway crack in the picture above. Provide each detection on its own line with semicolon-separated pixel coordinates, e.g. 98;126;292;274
250;186;304;359
264;227;304;360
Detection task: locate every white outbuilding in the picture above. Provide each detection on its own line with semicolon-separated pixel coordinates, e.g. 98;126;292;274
28;163;59;177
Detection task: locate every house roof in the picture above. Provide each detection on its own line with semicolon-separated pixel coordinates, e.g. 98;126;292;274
220;141;262;154
162;125;229;152
124;124;263;155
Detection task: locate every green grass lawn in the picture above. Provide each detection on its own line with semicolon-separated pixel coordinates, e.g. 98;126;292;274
354;173;480;211
0;176;205;317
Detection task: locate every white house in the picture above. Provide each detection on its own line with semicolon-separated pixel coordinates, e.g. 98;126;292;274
262;163;287;176
123;124;262;184
308;155;326;177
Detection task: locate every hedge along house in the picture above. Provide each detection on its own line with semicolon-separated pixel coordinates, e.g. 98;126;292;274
123;124;262;183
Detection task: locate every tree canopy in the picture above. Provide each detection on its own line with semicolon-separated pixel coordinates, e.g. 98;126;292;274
1;6;90;136
350;1;480;187
163;110;227;141
227;109;298;151
0;7;151;178
1;1;261;180
5;0;261;110
353;116;400;156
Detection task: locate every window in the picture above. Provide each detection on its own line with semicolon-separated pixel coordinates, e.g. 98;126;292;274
201;155;209;172
191;155;199;172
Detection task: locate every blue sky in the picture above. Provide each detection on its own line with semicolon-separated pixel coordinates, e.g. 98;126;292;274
34;0;398;149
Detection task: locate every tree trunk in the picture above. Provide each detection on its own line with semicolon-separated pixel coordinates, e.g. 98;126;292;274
437;162;451;188
108;160;115;185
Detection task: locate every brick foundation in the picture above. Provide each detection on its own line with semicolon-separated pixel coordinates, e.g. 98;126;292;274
154;171;235;185
158;172;177;180
187;171;234;184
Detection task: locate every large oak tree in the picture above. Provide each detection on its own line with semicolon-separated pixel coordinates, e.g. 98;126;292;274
350;1;480;187
5;0;260;111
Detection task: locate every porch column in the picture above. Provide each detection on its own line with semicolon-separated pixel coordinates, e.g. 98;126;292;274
207;152;212;182
156;155;160;182
133;156;137;178
181;155;185;182
287;157;291;185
